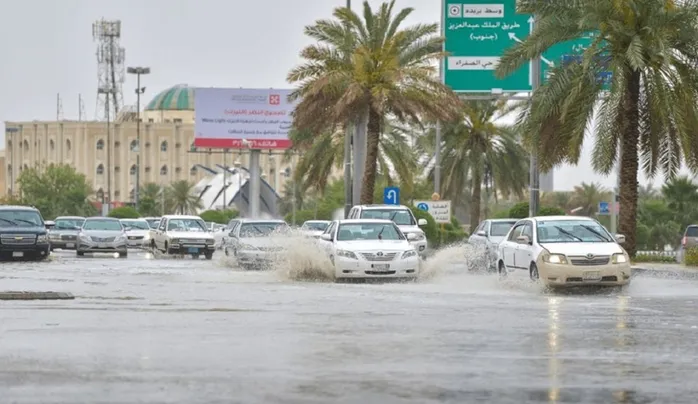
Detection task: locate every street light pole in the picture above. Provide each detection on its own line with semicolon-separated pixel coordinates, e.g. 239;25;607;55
127;66;150;211
343;0;353;217
98;87;115;213
529;19;541;217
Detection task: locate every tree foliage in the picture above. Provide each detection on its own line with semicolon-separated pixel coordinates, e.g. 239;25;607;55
108;206;140;219
14;164;97;219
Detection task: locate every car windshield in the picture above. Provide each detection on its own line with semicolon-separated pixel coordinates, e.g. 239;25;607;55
536;220;613;243
302;222;328;231
122;220;149;230
337;223;404;241
146;219;161;228
239;222;289;237
83;220;123;231
55;218;84;230
167;219;208;232
491;221;516;237
359;209;415;225
0;210;43;227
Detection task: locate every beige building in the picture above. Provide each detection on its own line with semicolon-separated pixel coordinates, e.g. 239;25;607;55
0;150;5;199
3;84;296;203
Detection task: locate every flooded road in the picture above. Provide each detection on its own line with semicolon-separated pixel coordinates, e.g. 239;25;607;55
1;249;698;403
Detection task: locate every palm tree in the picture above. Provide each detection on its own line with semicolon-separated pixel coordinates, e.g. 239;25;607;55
289;124;419;198
571;182;610;217
168;180;202;214
287;0;462;204
420;100;529;230
541;191;573;212
638;184;658;201
138;183;165;216
495;1;698;256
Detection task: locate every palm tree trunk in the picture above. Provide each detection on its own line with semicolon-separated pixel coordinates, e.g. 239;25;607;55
470;172;482;231
360;108;381;204
618;71;641;257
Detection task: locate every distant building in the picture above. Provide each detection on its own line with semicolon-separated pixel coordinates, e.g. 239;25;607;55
3;84;298;203
0;150;5;199
540;170;554;192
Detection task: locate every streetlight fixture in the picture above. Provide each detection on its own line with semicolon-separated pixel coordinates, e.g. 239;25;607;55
97;86;115;212
126;66;150;211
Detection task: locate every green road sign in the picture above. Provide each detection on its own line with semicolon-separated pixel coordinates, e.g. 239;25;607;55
442;0;601;93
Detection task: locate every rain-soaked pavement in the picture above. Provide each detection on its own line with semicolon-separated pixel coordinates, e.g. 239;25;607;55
1;247;698;404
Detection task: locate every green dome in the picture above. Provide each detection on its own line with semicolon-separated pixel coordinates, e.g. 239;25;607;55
145;84;194;111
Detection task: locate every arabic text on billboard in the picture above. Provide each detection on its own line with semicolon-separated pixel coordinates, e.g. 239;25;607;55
194;88;296;149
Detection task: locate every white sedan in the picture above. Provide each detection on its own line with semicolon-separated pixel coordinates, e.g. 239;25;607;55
318;219;420;281
497;215;631;288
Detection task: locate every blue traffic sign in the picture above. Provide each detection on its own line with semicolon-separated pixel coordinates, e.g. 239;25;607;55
383;187;400;205
417;202;429;211
598;201;609;215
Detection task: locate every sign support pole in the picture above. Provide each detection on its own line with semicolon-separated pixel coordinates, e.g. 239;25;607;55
528;16;540;218
249;149;261;218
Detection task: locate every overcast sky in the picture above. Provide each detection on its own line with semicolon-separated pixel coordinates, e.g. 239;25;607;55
0;0;688;191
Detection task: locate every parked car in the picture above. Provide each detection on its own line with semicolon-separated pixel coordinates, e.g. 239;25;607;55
77;217;128;258
317;219;420;281
48;216;85;250
497;216;631;288
467;219;518;272
150;215;215;259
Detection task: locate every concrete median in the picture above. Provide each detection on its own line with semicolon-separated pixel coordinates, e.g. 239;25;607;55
632;264;698;280
0;291;75;300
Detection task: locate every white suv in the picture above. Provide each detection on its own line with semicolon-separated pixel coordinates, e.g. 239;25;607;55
347;204;428;257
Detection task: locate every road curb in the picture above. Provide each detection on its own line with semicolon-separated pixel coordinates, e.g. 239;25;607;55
631;267;698;280
0;291;75;300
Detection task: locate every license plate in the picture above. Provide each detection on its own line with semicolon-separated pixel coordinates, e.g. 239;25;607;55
372;264;390;271
66;243;74;248
98;244;107;248
583;271;601;281
12;251;23;257
188;247;199;253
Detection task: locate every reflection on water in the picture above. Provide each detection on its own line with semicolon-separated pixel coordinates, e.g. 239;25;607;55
546;296;636;403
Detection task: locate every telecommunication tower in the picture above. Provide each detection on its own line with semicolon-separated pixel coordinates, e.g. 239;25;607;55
92;19;125;120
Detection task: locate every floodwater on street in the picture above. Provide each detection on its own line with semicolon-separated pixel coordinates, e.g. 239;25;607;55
1;246;698;404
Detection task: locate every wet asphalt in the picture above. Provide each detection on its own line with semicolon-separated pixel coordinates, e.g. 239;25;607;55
1;248;697;404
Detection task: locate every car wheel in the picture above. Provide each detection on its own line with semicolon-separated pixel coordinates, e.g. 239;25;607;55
205;252;213;260
76;251;85;257
530;263;540;281
224;247;230;256
119;252;128;258
498;261;507;278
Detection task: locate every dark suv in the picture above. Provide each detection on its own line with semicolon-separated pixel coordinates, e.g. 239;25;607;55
0;205;51;261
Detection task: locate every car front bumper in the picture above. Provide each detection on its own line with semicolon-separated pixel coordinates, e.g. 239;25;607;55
77;239;128;253
334;255;419;279
0;242;50;259
538;261;631;287
168;242;215;255
409;239;428;256
236;249;281;268
126;236;148;248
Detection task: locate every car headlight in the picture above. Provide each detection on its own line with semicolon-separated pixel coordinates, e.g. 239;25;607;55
143;233;151;240
612;253;627;264
543;253;568;264
401;249;417;259
79;233;91;241
408;232;426;241
115;235;126;242
336;249;357;259
37;234;48;242
205;239;215;245
240;243;259;250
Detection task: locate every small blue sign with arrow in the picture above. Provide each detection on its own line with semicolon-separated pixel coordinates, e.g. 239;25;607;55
417;202;429;211
598;201;609;215
383;187;400;205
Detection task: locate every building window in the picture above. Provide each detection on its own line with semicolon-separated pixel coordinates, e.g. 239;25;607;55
114;141;120;148
145;142;151;148
96;139;104;150
65;139;71;152
96;164;104;175
190;166;197;176
7;140;11;148
115;166;120;173
175;167;182;174
175;142;181;148
50;139;55;150
23;140;29;152
114;191;120;199
130;140;138;152
173;118;182;123
130;165;137;175
23;164;28;171
96;189;104;200
7;164;11;173
160;141;168;152
145;166;151;173
160;165;168;176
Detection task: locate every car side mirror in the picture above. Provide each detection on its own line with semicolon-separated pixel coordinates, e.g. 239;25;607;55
406;233;417;241
476;230;487;237
615;234;626;244
418;218;427;226
516;235;531;245
320;234;332;241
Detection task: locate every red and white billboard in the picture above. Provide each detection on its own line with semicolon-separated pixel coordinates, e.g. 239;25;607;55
194;88;296;149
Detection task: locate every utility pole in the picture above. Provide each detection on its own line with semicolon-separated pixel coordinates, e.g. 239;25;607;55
223;149;228;210
528;17;541;217
127;66;150;210
343;0;353;217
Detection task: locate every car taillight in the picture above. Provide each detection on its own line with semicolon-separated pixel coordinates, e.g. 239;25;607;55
682;236;687;246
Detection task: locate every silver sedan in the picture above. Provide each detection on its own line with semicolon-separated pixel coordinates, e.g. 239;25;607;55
77;217;128;257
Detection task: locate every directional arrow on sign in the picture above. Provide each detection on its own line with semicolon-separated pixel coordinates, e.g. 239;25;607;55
508;33;556;69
